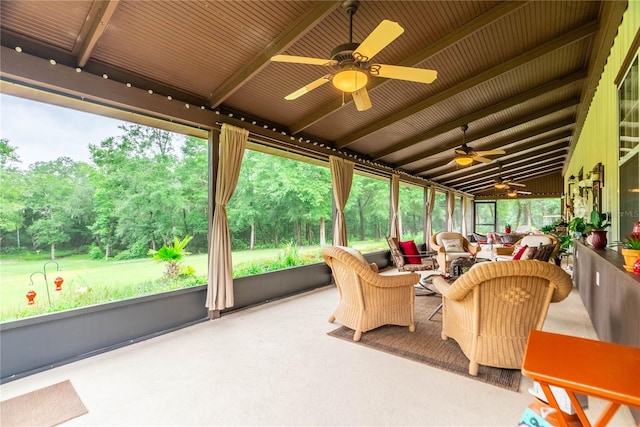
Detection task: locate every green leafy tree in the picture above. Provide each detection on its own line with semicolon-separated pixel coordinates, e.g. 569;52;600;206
0;139;25;251
25;158;93;259
148;235;193;278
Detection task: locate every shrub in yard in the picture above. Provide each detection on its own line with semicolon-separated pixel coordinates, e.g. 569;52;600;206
148;235;193;279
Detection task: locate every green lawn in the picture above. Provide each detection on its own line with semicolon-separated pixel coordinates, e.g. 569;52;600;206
0;240;386;321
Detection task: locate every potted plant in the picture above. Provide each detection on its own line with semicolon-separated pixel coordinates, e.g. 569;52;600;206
585;210;610;249
505;224;512;234
617;233;640;272
568;217;587;241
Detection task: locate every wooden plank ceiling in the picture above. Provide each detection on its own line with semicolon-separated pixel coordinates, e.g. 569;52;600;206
0;0;628;198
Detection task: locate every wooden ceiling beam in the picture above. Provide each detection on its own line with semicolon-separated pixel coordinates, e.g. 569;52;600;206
424;125;573;180
374;70;586;160
207;1;340;108
437;142;569;185
288;1;528;135
438;141;569;185
410;98;578;175
445;151;568;192
76;0;121;68
420;127;573;178
461;162;565;193
336;20;598;149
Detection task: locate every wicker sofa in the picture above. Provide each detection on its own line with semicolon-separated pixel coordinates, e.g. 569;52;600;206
493;234;560;261
322;245;420;341
432;260;573;375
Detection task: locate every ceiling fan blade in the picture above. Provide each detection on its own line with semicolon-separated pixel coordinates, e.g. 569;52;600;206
455;148;468;155
509;182;526;187
475;149;506;156
284;75;331;100
373;64;437;84
475;156;493;163
353;20;404;62
518;191;532;195
352;87;372;111
271;55;337;67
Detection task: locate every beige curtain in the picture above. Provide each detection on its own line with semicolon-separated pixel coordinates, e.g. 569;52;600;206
390;174;401;238
426;186;436;249
461;196;468;236
446;191;455;231
330;156;354;246
207;124;248;311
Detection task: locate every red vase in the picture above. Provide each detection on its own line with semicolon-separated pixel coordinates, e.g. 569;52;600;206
633;257;640;275
505;227;511;234
589;230;608;249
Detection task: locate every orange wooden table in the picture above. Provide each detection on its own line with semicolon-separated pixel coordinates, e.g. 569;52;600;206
522;330;640;427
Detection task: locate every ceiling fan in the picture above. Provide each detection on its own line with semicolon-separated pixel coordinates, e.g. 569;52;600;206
453;124;506;166
506;187;533;197
270;0;437;111
494;163;526;189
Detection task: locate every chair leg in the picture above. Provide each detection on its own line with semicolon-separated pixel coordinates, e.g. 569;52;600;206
328;315;335;323
469;362;479;376
441;331;448;340
353;330;362;341
409;323;415;332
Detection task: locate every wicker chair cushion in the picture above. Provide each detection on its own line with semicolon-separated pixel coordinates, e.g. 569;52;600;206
337;246;368;266
512;245;529;260
442;238;464;252
520;246;537;260
398;240;422;264
532;244;556;262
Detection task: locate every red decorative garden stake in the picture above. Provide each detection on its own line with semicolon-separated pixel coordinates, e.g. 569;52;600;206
26;289;37;305
633;257;640;276
54;276;64;291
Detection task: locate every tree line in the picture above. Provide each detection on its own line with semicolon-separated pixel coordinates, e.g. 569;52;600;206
0;125;427;260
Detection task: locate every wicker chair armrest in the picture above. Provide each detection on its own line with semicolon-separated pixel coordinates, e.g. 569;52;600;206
366;270;421;288
369;263;379;273
432;276;453;295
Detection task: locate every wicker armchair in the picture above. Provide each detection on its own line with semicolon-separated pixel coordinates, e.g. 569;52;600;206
386;236;436;272
430;232;479;272
432;260;573;376
322;245;420;341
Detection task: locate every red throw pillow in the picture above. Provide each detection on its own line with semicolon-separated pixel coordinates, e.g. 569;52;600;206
398;240;422;264
512;245;528;260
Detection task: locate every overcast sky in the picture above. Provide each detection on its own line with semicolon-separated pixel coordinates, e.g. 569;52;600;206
0;93;126;169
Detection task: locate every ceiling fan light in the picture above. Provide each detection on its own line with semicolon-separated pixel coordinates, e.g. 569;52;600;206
507;190;517;197
332;68;368;92
495;183;507;189
455;155;474;166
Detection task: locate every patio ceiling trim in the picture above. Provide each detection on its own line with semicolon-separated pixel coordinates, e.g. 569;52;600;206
207;1;340;108
76;0;121;67
288;0;527;135
335;20;599;149
376;70;587;162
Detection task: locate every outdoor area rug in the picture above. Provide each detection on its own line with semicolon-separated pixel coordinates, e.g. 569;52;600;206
327;295;521;392
0;380;88;427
